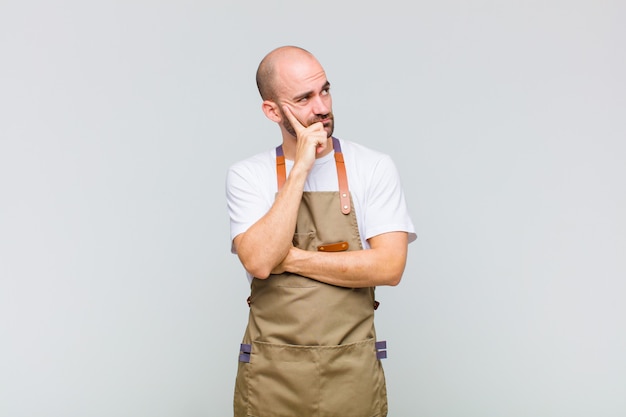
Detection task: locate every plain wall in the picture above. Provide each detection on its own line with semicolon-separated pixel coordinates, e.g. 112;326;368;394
1;1;624;416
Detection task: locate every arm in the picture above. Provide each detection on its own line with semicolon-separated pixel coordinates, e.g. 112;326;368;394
273;231;409;287
234;106;329;278
233;166;306;279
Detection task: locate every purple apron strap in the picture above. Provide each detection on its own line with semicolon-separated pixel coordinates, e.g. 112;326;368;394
375;340;387;360
239;343;251;363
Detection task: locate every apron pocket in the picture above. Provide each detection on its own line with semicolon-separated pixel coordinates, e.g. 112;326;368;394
247;341;320;417
246;339;387;417
319;338;388;417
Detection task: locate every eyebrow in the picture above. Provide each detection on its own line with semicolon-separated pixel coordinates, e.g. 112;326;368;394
293;81;331;102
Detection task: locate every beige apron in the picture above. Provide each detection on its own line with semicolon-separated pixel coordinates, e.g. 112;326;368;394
234;138;388;417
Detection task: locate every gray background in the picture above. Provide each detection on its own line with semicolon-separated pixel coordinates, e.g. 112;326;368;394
1;1;625;416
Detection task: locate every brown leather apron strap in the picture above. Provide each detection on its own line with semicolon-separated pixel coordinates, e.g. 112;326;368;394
332;137;351;214
275;137;351;214
275;145;286;190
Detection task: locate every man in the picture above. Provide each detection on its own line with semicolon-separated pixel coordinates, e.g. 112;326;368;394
226;45;416;417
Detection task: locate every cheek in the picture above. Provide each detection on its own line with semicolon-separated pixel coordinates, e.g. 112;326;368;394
293;109;310;124
324;96;333;111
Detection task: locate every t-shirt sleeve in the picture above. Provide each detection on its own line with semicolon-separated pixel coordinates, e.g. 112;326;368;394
363;154;417;243
225;159;274;253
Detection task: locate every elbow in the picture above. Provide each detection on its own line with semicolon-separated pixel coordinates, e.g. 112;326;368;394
381;260;406;286
251;269;272;280
241;259;272;280
385;272;403;287
236;242;273;279
234;236;285;279
371;268;403;287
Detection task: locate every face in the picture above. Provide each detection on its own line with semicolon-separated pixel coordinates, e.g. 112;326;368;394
273;56;335;138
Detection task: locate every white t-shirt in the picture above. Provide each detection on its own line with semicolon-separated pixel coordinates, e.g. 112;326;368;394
226;137;417;259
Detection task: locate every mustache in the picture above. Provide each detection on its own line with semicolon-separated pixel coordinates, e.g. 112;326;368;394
310;113;333;124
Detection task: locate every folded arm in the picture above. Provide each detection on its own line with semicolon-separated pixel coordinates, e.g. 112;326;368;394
273;231;409;287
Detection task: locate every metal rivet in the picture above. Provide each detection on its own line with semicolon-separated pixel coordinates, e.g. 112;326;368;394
343;205;349;210
342;193;347;198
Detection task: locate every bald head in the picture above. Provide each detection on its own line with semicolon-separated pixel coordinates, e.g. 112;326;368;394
256;46;318;101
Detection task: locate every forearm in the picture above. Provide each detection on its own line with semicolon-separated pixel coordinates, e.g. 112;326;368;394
235;167;308;278
279;232;409;288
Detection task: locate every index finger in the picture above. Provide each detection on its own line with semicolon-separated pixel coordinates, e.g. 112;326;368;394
282;106;305;133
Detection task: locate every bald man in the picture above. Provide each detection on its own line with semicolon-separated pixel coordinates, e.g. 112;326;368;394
226;45;416;416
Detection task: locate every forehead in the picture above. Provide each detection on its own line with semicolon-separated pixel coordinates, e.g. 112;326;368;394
274;56;328;98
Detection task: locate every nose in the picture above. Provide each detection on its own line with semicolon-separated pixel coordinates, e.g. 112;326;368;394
312;94;331;116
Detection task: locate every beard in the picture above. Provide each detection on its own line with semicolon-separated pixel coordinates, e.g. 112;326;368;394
281;111;335;139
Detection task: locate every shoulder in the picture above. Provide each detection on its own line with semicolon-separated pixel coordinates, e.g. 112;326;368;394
227;149;276;183
338;138;383;156
228;148;275;172
339;138;391;161
338;138;397;175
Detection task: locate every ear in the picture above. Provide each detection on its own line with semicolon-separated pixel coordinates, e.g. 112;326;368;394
261;100;282;123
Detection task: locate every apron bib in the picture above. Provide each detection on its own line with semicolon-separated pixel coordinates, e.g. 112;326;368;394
234;138;388;417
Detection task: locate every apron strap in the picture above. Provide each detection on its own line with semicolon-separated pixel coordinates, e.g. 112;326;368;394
275;144;287;191
375;340;388;359
239;343;252;363
332;138;351;215
275;137;351;214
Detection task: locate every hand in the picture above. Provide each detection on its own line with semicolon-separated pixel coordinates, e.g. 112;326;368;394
282;106;329;172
